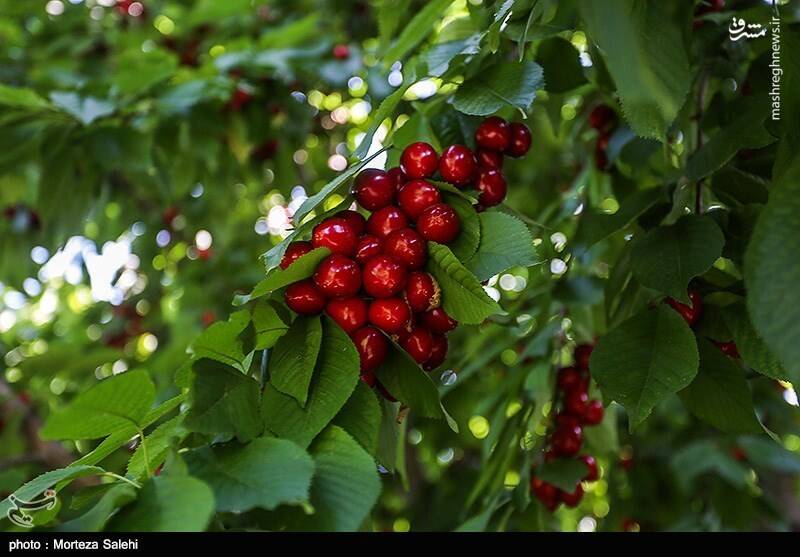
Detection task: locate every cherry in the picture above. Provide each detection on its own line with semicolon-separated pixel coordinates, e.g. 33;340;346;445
438;144;477;187
594;146;609;171
362;255;407;298
588;104;615;131
475;116;511;152
366;206;409;238
332;44;350;59
557;367;583;392
584;399;604;425
228;87;253;111
475;169;507;207
531;478;559;511
716;341;740;359
475;148;504;169
354;234;383;264
162;205;179;226
335;210;367;236
421;307;457;334
574;343;594;370
581;455;599;482
383;228;427;269
397;179;441;219
313;254;361;298
285;280;326;315
559;484;584;508
360;369;377;387
596;133;610;152
506;123;532;158
405;271;440;312
400;142;438;179
665;290;703;326
326;297;368;334
551;424;583;457
424;334;448;371
564;389;589;419
251;139;279;162
401;326;433;365
730;446;747;462
280;241;313;269
556;412;582;431
352;326;388;372
387;166;406;191
312;217;358;256
368;297;411;334
417;203;460;244
353;169;395;211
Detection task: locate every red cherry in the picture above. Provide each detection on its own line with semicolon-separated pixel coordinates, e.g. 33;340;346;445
421;307;457;334
551;424;583;457
400;142;438;179
581;455;599;482
730;446;747;461
716;341;740;359
368;297;411;334
360;369;377;387
312;217;357;256
228;87;253;111
564;389;589;419
366;206;409;238
352;326;388;373
574;343;594;370
531;478;559;512
556;412;582;431
475;169;507;207
326;297;368;334
397;179;442;219
335;210;367;236
439;144;477;187
506;123;532;157
475;148;504;169
557;367;583;392
353;169;395;211
584;400;604;425
362;255;407;298
387;166;406;191
285;280;326;315
401;326;433;365
424;334;448;371
596;133;610;152
383;228;427;269
559;484;584;508
594;146;609;171
354;234;383;264
332;44;350;59
280;241;313;269
665;290;703;326
417;203;460;244
162;206;179;226
475;116;511;152
313;254;361;298
405;271;440;313
588;104;615;131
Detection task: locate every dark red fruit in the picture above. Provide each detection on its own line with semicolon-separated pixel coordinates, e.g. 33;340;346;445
280;241;313;269
332;44;350;59
556;412;582;431
581;455;599;482
362;255;407;298
326;297;368;334
666;290;703;326
421;307;457;334
400;142;439;179
354;234;383;264
352;326;388;372
285;280;326;315
574;343;594;370
387;166;406;191
397;179;441;219
383;228;427;269
228;87;253;111
594;147;609;171
584;400;604;425
475;169;507;207
506;123;532;158
475;116;511;152
366;206;409;238
439;144;477;187
424;334;448;371
475;148;504;169
596;133;610;152
557;367;583;392
401;326;433;365
531;478;559;511
368;297;411;334
716;341;740;359
360;369;377;387
313;254;361;298
405;271;440;312
335;210;367;236
588;104;615;131
551;424;583;457
353;169;395;211
312;217;357;256
564;389;589;419
417;203;460;244
560;484;584;508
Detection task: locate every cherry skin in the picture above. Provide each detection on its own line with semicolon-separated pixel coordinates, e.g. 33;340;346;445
556;412;582;431
383;228;427;269
665;290;703;326
424;334;448;371
366;206;409;238
557;367;584;392
312;217;357;256
285;280;326;315
353;169;395;211
368;297;411;334
581;455;599;482
588;104;615;131
387;166;406;191
354;234;383;264
401;326;433;365
584;399;604;425
352;326;388;373
506;122;532;158
332;44;350;59
531;478;559;512
417;203;461;244
564;389;590;419
475;148;504;169
400;142;439;179
551;424;583;457
716;341;740;359
475;116;511;151
335;210;366;236
594;147;609;171
421;307;457;334
559;484;584;508
574;343;594;370
397;179;441;219
313;254;361;298
326;297;368;334
280;241;313;269
360;369;377;387
405;271;440;313
438;144;477;187
362;255;408;298
475;169;507;207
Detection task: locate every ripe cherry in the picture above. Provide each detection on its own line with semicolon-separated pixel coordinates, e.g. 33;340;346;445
421;307;457;334
285;280;326;315
665;290;703;326
551;424;583;457
362;255;407;298
401;326;433;365
368;297;411;334
581;455;599;482
383;228;427;269
574;343;594;370
588;104;615;131
564;389;590;419
366;206;409;238
506;122;532;158
557;367;583;392
424;334;448;371
332;44;350;59
387;166;406;191
326;297;368;334
313;254;361;298
584;399;604;425
352;326;388;373
405;271;440;312
354;234;383;264
400;142;438;179
475;116;511;152
417;203;460;244
280;241;313;269
559;484;584;508
353;169;395;211
594;147;609;171
439;144;477;187
360;369;377;387
475;169;507;207
716;341;740;359
556;412;582;431
312;217;357;256
475;148;504;169
335;210;366;236
531;478;559;512
397;179;441;219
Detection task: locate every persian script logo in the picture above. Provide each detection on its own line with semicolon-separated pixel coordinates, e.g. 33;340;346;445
6;489;57;528
728;17;767;41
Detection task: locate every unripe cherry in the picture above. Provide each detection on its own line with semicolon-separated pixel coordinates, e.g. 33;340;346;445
475;116;511;151
280;241;313;269
386;166;406;191
581;455;599;482
383;228;427;269
354;234;383;264
362;255;407;298
405;271;440;312
506;122;532;157
353;169;395;211
397;179;441;219
366;206;409;238
551;424;583;457
326;297;368;334
285;279;326;315
313;254;361;298
424;334;448;371
584;399;604;425
439;144;477;187
368;297;411;334
665;290;703;326
401;326;433;365
417;203;460;244
400;142;439;179
559;484;584;508
312;217;357;256
335;210;367;236
475;148;504;169
352;326;388;373
421;307;457;334
475;169;507;207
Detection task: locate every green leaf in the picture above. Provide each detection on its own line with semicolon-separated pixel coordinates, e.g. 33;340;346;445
185;359;263;442
333;381;382;456
58;484;137;532
376;399;406;475
0;84;52;110
0;466;105;520
441;190;481;262
452;61;544;116
723;303;787;381
466;211;538;281
49;91;115;126
237;247;331;305
427;243;502;325
631;215;725;303
269;316;323;406
670;441;749;491
108;476;214;532
112;48;177;96
679;338;762;434
426;36;482;77
126;416;187;481
574;187;667;249
353;79;415;160
185;437;314;513
738;436;800;473
536;459;589;491
535;37;588;93
190;310;253;372
382;0;454;63
41;370;155;440
252;300;289;349
591;306;699;430
581;0;690;139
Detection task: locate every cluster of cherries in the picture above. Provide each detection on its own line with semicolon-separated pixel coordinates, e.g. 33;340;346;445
531;343;604;511
588;104;617;171
666;289;739;358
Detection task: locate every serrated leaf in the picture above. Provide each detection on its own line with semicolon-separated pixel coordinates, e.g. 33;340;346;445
49;91;115;126
466;210;538;281
0;466;105;520
574;187;666;249
237;247;330;306
58;484;137;532
670;441;750;491
269;316;323;406
426;35;482;77
738;436;800;473
452;61;544;116
382;0;454;64
113;48;177;96
535;37;588;93
723;303;787;381
0;84;52;110
333;381;382;456
536;459;588;491
127;416;187;481
252;300;289;349
441;190;481;262
190;310;253;372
